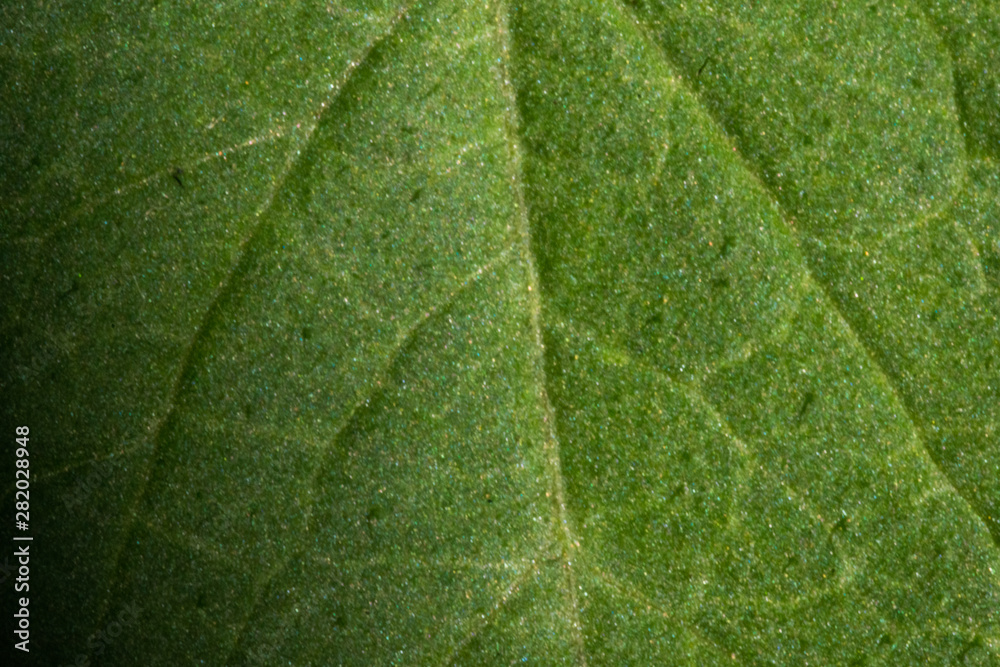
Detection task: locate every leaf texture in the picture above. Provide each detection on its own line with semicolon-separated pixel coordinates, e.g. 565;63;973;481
2;0;999;664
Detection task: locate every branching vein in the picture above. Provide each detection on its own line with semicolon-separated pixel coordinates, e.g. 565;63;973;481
87;0;419;646
616;0;1000;552
496;1;588;664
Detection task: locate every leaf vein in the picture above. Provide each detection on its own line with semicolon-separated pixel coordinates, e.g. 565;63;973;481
497;1;587;663
88;0;420;646
589;566;747;666
618;0;1000;553
222;243;517;664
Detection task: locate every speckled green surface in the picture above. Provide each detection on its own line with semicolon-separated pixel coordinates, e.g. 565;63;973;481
1;0;998;664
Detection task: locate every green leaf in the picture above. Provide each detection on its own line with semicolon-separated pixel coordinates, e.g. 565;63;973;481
3;0;999;664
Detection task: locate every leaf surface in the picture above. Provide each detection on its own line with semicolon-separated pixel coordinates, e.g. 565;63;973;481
2;0;999;664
